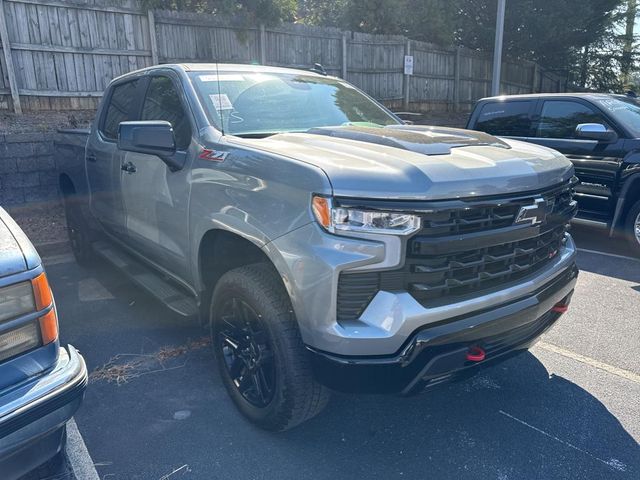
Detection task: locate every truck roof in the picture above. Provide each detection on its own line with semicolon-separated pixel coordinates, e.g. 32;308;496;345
112;63;328;84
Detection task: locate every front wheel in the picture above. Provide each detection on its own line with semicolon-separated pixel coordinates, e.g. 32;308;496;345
624;198;640;256
210;263;330;431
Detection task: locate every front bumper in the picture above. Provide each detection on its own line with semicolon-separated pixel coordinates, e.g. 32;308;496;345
268;220;578;356
307;262;578;394
0;345;87;480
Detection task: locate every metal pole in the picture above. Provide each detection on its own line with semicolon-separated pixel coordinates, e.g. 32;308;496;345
491;0;506;96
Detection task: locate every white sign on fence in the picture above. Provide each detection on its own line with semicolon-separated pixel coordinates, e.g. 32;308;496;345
404;55;414;75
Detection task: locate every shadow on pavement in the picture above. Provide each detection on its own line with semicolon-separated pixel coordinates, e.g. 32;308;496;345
49;258;639;480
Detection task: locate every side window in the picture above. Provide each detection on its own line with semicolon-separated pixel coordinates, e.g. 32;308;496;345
101;80;139;140
536;101;609;139
141;76;192;150
475;101;533;137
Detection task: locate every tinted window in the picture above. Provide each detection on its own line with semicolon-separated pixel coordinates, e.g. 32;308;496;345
536;101;609;138
142;76;192;150
475;101;532;136
102;80;139;139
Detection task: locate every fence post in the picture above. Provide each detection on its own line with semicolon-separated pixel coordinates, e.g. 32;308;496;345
403;39;411;110
341;33;348;79
532;63;539;93
259;24;266;65
147;10;159;65
0;0;21;114
453;46;461;112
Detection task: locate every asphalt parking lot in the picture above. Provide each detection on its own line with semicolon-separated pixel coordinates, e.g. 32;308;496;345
42;225;639;480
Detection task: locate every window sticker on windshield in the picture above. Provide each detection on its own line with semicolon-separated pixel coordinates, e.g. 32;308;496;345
209;93;233;111
199;74;244;82
599;99;628;112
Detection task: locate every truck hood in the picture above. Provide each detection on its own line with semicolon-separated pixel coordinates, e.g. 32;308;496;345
0;207;41;278
231;125;574;200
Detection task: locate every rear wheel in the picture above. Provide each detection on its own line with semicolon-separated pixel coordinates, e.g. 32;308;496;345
64;195;94;265
624;198;640;256
210;263;330;431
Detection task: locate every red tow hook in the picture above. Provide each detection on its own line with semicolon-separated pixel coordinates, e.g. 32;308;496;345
466;346;486;362
551;302;569;314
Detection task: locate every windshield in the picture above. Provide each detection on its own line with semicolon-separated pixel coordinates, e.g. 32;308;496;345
596;96;640;137
188;70;399;137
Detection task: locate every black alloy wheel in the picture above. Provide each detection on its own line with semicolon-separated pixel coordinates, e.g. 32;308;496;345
216;297;276;408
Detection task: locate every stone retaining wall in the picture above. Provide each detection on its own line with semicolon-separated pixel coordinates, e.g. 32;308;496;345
0;133;57;205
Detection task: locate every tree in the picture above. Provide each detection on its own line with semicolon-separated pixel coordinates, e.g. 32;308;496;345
621;0;638;85
299;0;458;44
142;0;298;24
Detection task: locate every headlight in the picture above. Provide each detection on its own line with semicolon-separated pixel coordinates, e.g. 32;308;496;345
0;281;35;323
0;322;40;362
312;196;421;235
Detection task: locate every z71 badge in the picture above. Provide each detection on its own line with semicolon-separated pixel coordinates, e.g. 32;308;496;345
199;149;229;162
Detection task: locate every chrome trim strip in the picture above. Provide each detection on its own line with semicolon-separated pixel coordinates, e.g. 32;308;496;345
0;346;86;423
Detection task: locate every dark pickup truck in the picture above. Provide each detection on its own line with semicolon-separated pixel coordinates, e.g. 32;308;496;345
467;93;640;255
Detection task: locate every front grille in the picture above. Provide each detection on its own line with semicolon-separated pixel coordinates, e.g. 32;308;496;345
336;180;577;321
418;181;575;238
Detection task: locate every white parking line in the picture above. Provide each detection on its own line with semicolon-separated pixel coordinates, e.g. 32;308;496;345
535;341;640;384
66;418;100;480
498;410;628;472
577;248;640;263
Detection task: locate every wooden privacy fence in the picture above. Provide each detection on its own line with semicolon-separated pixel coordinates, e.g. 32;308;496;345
0;0;567;114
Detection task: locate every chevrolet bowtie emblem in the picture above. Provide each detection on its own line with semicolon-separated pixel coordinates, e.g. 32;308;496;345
514;198;547;226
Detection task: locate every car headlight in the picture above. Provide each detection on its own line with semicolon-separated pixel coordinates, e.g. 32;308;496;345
312;196;421;235
0;281;35;323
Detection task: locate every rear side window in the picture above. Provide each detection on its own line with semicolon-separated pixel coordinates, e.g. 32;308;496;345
536;101;609;138
474;101;532;136
102;80;139;140
141;76;192;150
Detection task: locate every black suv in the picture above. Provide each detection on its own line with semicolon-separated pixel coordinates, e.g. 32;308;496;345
467;93;640;255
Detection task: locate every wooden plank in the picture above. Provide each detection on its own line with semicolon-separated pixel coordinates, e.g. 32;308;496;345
147;9;158;64
341;33;347;79
0;0;20;112
6;0;144;16
259;23;266;64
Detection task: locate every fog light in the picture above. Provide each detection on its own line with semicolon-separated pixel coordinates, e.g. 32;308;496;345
0;322;41;362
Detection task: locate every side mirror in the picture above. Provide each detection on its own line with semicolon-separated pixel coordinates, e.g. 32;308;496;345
575;123;617;142
118;121;183;170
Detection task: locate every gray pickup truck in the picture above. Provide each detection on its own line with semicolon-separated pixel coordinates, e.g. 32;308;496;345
56;64;578;431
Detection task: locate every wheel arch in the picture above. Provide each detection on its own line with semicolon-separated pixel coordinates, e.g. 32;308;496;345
611;171;640;236
59;173;76;197
196;229;290;314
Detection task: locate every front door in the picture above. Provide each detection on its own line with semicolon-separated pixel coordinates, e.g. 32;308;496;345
87;78;142;236
526;99;626;222
119;74;194;280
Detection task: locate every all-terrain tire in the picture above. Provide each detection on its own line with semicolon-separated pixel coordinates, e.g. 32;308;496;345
210;263;330;431
63;194;95;266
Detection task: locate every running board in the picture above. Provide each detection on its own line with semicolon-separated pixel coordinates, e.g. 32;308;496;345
92;241;198;317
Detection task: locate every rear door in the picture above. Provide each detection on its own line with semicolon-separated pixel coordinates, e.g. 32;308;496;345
118;74;194;280
87;78;143;236
526;99;626;222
